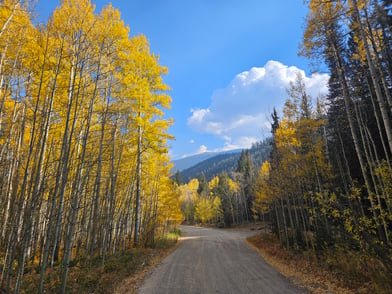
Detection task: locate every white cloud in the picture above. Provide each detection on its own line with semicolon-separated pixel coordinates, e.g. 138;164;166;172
197;145;208;154
189;139;195;144
187;60;329;150
222;136;260;151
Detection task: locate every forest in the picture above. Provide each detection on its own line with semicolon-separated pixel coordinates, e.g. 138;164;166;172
178;0;392;288
177;139;271;184
1;0;392;292
0;0;182;292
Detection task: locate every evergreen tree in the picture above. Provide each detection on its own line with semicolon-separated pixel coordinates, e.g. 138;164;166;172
197;172;209;197
174;170;183;186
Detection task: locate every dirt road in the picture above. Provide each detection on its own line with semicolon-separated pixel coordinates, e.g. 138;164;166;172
138;225;307;294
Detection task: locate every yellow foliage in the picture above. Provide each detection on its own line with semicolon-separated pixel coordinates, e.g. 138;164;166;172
227;178;239;192
195;197;214;223
209;176;219;190
0;3;179;289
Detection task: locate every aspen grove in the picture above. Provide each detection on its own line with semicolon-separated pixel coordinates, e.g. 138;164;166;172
0;1;182;292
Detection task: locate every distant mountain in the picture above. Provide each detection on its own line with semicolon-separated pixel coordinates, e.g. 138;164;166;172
171;149;241;172
180;152;241;183
179;138;272;183
171;152;218;172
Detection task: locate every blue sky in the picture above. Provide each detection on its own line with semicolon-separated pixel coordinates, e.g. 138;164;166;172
35;0;329;159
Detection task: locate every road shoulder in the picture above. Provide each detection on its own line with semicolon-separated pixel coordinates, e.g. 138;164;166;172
114;241;182;294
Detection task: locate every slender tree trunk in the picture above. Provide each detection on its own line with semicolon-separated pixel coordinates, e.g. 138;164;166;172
134;119;142;247
271;190;283;246
1;103;25;291
330;36;373;195
60;44;103;291
365;77;391;165
90;83;109;259
38;34;66;294
355;101;390;244
273;155;289;248
350;0;392;154
328;32;385;241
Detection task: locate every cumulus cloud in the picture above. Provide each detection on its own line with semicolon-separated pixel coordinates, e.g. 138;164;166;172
187;60;329;150
197;145;208;154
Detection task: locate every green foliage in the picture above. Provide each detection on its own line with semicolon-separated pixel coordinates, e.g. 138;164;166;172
169;228;181;238
173;170;183;185
181;139;271;183
181;152;242;183
250;43;392;284
154;228;180;249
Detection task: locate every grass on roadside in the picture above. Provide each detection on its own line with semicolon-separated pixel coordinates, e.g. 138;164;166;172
154;228;181;249
247;233;392;294
21;229;181;293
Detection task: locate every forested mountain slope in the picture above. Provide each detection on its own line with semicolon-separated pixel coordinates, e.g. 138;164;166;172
180;152;242;183
172;150;240;172
180;138;271;183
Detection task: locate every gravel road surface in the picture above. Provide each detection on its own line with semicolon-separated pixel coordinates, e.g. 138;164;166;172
138;225;307;294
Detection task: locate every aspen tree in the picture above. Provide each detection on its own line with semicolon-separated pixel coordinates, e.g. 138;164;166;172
0;1;179;291
302;0;384;241
118;35;172;246
349;0;392;154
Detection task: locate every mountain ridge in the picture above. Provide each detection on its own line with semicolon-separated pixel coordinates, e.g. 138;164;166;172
177;138;272;183
171;149;241;172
